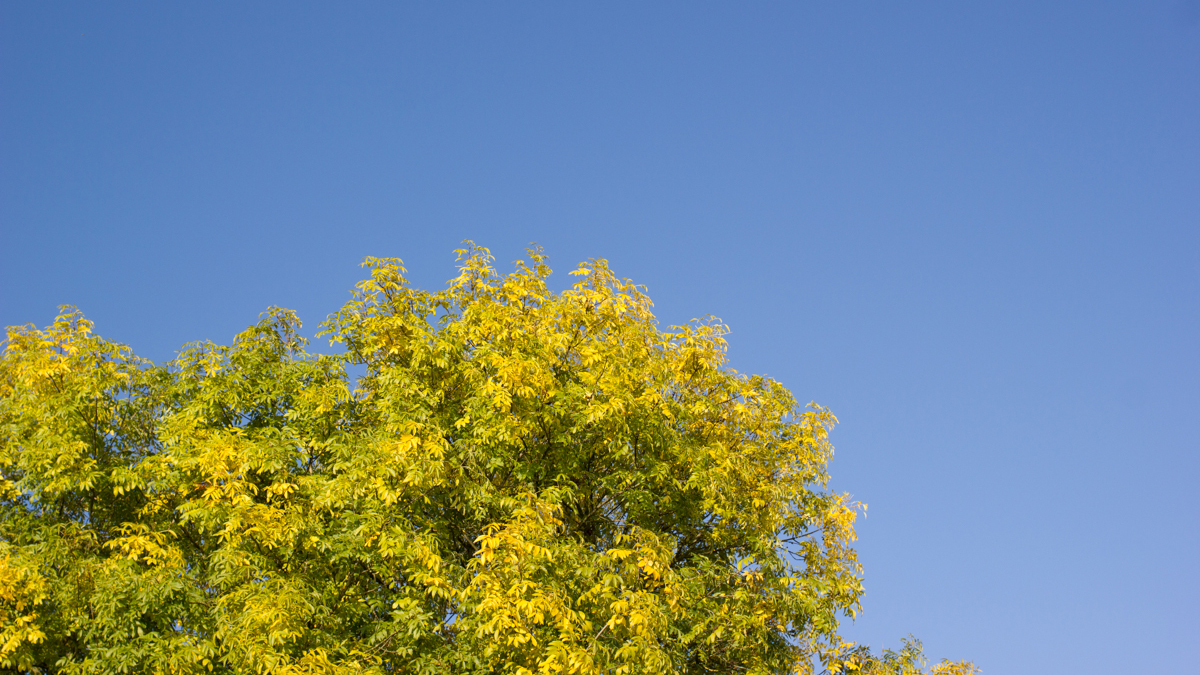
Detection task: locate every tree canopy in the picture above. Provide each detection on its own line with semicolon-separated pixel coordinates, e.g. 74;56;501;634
0;245;975;675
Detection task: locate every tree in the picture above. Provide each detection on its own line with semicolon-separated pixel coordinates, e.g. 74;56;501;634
0;245;975;674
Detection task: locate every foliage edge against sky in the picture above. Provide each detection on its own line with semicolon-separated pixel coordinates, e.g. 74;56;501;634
1;244;975;674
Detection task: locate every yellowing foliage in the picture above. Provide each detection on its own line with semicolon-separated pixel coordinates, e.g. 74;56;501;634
0;245;974;674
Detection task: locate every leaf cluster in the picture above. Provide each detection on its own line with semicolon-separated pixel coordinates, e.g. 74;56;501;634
0;245;974;675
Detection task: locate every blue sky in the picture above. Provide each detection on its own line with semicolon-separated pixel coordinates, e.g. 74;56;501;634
2;2;1198;672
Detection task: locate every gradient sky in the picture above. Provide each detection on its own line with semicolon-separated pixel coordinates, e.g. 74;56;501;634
3;3;1198;672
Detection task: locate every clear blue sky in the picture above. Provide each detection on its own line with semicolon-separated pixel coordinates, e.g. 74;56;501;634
2;3;1198;672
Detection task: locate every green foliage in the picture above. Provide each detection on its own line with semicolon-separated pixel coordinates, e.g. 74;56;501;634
0;245;975;674
823;637;977;675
